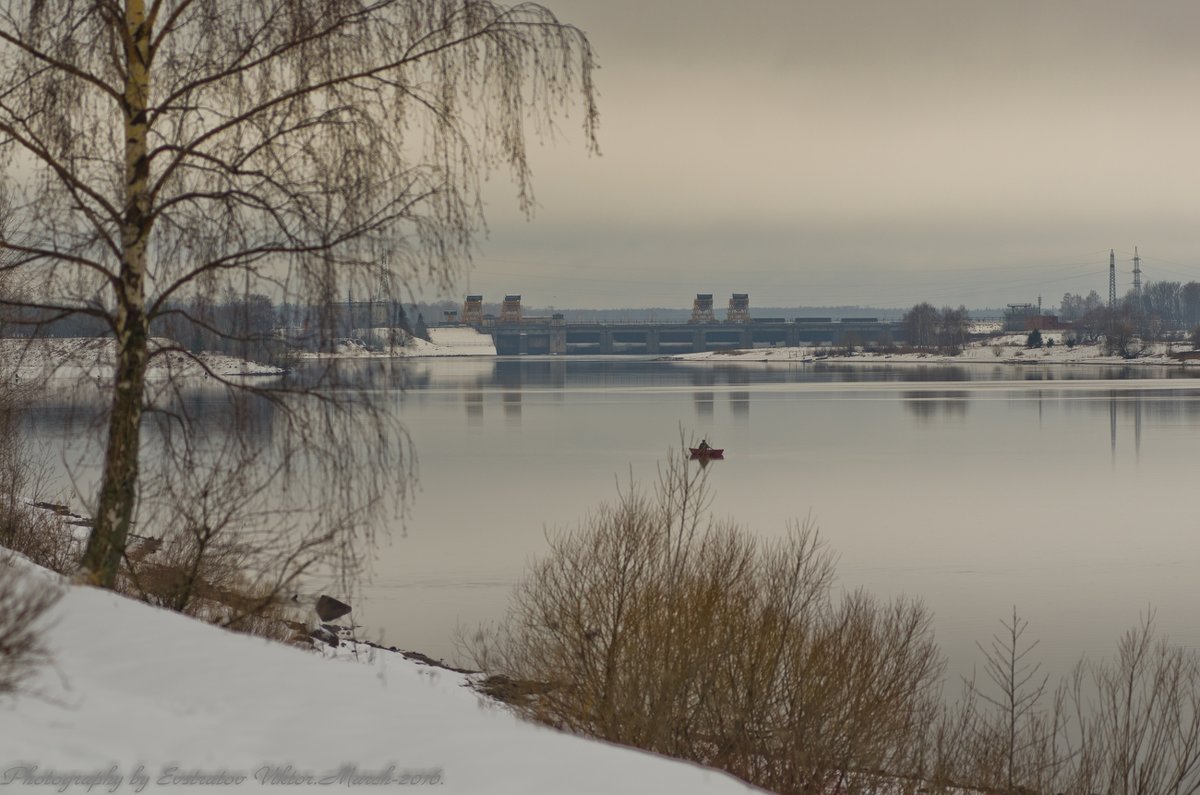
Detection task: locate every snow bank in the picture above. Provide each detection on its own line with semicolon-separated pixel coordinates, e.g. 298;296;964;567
427;326;497;355
300;327;496;359
0;337;282;383
667;337;1200;367
0;560;760;795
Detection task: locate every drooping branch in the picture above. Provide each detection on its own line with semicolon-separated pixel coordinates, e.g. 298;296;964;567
0;27;122;103
0;0;597;596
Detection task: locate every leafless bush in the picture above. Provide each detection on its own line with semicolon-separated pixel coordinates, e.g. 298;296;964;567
0;559;62;696
924;609;1069;793
467;450;944;795
115;426;343;641
0;376;78;573
121;529;298;643
1067;615;1200;795
468;451;1200;795
927;611;1200;795
0;506;80;575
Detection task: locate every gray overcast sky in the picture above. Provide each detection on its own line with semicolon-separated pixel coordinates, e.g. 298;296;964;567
463;0;1200;310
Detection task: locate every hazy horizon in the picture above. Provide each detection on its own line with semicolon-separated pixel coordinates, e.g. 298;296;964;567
435;0;1200;310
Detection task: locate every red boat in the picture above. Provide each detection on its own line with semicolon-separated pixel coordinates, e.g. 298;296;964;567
689;447;724;459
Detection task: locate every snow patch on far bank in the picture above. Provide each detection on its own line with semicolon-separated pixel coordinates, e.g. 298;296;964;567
299;326;496;359
428;326;498;355
1;337;282;384
666;336;1200;367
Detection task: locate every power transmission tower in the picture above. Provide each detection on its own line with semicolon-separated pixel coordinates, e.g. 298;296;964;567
1133;246;1142;296
1108;249;1116;309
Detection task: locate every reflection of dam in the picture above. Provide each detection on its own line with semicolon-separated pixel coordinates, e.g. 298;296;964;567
903;390;970;420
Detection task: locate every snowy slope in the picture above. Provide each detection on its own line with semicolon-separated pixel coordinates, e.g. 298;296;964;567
0;561;761;795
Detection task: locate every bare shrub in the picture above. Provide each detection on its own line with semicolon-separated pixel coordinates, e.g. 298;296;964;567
1069;615;1200;795
929;611;1200;795
468;450;944;794
927;609;1069;794
121;531;298;643
0;376;79;573
0;559;63;695
115;435;326;641
0;505;80;575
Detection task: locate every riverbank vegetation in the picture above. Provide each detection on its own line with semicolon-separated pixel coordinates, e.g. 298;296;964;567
469;451;1200;795
469;453;942;793
0;379;62;696
0;377;304;641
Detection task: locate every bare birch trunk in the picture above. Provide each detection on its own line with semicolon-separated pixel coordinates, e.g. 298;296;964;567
80;0;152;586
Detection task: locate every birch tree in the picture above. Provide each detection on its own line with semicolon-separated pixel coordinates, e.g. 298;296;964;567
0;1;597;586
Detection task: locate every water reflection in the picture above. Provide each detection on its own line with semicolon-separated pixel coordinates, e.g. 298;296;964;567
503;391;521;423
730;392;750;422
32;357;1200;449
1135;395;1142;462
465;388;483;425
1111;393;1118;463
903;390;969;420
689;367;715;388
816;363;971;383
24;356;1200;674
1106;392;1146;464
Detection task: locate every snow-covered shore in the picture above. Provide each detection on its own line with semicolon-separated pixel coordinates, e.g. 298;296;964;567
664;332;1200;367
0;557;760;794
1;337;283;383
299;327;497;359
1;328;497;385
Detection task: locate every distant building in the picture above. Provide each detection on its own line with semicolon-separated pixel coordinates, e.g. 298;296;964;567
1003;303;1037;332
500;295;522;324
727;293;750;323
1004;303;1059;332
462;295;484;325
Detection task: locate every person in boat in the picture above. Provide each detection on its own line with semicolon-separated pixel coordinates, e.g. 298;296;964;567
698;439;710;450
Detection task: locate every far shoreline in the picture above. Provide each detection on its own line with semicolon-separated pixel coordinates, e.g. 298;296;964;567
657;332;1200;370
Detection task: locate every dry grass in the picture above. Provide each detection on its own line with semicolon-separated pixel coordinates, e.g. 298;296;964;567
118;528;303;644
0;558;63;696
0;501;82;574
0;380;83;573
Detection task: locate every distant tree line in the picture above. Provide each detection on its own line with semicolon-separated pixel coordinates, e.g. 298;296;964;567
1061;281;1200;345
154;291;282;364
901;303;970;353
0;287;434;364
1122;281;1200;340
0;289;284;363
1057;290;1105;322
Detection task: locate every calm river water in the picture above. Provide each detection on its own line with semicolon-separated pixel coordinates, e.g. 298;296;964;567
355;357;1200;679
28;357;1200;680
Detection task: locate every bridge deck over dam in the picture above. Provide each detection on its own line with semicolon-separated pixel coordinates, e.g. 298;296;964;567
449;318;902;355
